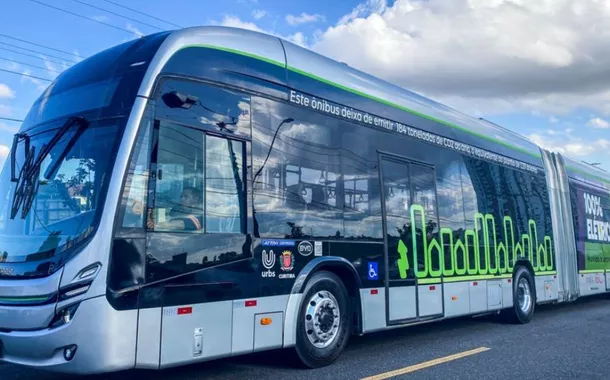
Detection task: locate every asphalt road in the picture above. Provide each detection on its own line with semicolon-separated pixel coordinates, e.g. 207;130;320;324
3;295;610;380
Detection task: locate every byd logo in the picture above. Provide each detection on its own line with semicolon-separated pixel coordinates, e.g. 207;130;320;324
585;193;604;217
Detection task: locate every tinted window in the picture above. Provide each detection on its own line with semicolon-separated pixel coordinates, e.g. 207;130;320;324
151;122;245;234
252;97;381;240
155;78;251;139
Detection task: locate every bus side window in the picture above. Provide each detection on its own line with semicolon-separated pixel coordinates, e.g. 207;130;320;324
150;122;246;234
118;115;152;231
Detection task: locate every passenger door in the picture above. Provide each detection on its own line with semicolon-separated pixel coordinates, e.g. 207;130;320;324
380;154;444;325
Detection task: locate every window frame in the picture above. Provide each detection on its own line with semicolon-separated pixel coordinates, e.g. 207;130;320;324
146;77;251;236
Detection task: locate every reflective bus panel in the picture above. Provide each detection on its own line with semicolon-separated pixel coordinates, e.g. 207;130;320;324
0;26;607;375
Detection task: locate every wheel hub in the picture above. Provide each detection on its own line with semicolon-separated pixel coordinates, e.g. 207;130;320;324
517;277;532;314
304;291;341;349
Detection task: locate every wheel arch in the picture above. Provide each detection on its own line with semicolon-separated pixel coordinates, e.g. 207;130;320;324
283;257;363;348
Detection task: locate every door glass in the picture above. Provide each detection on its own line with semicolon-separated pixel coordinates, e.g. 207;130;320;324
411;164;441;278
205;135;245;233
382;159;412;281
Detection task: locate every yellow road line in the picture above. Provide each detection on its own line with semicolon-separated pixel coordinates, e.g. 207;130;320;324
360;347;491;380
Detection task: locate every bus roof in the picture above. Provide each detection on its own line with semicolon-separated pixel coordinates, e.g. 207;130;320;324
140;26;606;178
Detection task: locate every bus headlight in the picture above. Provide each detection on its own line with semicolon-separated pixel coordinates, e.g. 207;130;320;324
49;303;80;328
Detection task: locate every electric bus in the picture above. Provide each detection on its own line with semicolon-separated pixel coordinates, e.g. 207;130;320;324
0;26;608;375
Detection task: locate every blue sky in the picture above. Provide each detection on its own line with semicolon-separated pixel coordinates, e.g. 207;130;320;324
0;0;608;172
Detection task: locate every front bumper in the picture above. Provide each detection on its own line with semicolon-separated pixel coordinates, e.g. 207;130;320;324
0;296;138;375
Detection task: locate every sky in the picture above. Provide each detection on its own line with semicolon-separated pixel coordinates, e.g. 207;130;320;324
0;0;609;172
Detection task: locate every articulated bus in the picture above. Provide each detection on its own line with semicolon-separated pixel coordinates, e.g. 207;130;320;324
0;26;609;375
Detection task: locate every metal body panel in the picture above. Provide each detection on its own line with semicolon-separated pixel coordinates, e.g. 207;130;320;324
502;279;513;309
417;285;442;317
160;300;233;368
253;312;284;352
0;269;62;298
137;26;287;98
360;288;386;333
0;296;137;374
553;153;581;300
469;281;487;314
231;295;288;356
578;273;606;296
535;275;559;303
0;302;57;330
486;281;503;310
388;286;416;321
135;307;161;369
282;293;302;348
443;282;470;318
541;149;569;302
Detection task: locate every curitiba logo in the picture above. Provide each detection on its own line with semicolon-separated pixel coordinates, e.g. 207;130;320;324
397;205;554;280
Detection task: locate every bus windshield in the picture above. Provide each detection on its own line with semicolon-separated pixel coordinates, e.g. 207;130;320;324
0;116;120;272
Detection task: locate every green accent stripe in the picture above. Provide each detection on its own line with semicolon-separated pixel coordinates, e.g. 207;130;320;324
443;274;511;283
566;164;610;187
177;44;541;160
180;44;286;68
0;295;51;303
536;271;557;276
418;278;442;284
579;270;604;274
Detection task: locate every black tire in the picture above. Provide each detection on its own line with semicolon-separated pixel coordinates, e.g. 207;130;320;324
293;270;351;369
501;266;536;324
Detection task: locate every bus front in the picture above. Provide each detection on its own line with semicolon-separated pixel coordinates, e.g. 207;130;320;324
0;32;168;374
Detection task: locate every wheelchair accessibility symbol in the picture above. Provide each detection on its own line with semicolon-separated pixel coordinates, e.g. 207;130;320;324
367;262;378;280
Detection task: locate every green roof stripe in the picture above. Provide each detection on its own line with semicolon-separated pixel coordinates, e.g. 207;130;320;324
179;44;541;160
566;164;610;187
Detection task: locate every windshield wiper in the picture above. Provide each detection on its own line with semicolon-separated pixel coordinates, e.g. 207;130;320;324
10;116;88;219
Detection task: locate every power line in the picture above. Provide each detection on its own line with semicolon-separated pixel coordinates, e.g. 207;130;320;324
0;47;70;67
0;117;24;123
27;0;141;36
0;57;62;74
0;68;52;82
0;41;77;64
101;0;183;29
0;33;81;59
71;0;164;31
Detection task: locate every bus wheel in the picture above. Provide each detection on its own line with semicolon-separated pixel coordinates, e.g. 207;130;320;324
502;266;536;324
294;270;351;368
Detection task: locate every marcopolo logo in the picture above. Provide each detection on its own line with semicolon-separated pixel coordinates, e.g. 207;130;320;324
297;241;313;256
585;193;604;217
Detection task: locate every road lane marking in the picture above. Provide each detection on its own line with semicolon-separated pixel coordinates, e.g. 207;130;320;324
360;346;491;380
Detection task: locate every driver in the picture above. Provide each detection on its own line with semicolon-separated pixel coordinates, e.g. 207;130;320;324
149;187;204;231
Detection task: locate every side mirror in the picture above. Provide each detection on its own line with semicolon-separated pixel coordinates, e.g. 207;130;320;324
162;91;198;109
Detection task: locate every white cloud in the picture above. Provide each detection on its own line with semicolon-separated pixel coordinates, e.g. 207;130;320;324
252;10;268;20
0;104;11;117
0;122;18;133
0;144;9;169
221;16;265;33
219;16;307;47
312;0;610;117
549;116;559;123
528;129;610;157
20;69;48;92
92;15;109;23
286;13;325;26
126;23;144;38
587;117;609;129
0;84;15;99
